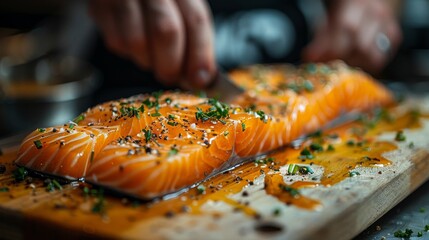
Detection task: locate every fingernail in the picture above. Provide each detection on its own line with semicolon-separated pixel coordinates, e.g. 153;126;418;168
195;69;210;87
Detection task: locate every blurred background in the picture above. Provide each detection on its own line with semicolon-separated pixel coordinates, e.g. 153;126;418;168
0;0;428;137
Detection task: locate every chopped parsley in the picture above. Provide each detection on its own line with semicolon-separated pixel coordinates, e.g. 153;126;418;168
272;208;281;216
349;171;360;177
279;79;314;93
12;167;28;182
168;147;179;157
45;179;63;192
327;144;335;151
346;140;355;146
73;114;85;124
142;129;152;143
279;184;300;197
37;128;46;133
255;110;268;123
167;114;175;120
197;185;206;194
308;130;323;138
241;122;246;132
0;187;9;192
309;143;323;152
195;99;230;123
424;224;429;231
223;131;229;136
120;106;141;119
167;121;178;126
299;148;314;160
91;189;106;214
395;131;406;142
34;140;43;149
150;112;162;117
393;228;413;238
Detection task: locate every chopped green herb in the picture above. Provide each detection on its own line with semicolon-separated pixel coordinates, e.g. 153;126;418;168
327;144;335;151
308;130;323;138
288;164;314;175
425;224;429;231
167;121;178;126
142;129;152;143
92;189;106;214
411;109;421;123
12;167;28;182
394;228;413;238
309;143;323;152
395;131;406;142
69;123;75;129
197;185;205;194
349;171;360;177
150;112;161;117
33;140;43;149
223;131;229;136
299;148;314;160
302;80;314;92
168;114;175;120
0;187;9;192
168;147;179;157
346;140;355;146
45;179;63;192
37;128;46;133
279;184;300;197
305;63;317;74
73;114;85;124
272;208;281;216
195;99;230;123
280;79;315;93
418;231;423;237
165;98;172;104
120;105;141;119
244;104;256;113
409;142;415;149
255;110;268;123
241;122;246;132
420;208;426;213
288;164;297;175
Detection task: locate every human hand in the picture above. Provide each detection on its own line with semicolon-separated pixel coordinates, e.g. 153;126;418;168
302;0;402;74
89;0;216;88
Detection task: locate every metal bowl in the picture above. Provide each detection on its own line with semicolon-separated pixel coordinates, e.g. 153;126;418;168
0;55;99;137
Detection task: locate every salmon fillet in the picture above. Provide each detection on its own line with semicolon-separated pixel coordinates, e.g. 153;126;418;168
15;62;393;198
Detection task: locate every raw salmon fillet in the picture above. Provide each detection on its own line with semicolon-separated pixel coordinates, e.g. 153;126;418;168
15;62;393;198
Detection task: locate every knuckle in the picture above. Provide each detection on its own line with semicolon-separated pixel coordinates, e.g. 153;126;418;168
152;17;180;40
186;11;209;30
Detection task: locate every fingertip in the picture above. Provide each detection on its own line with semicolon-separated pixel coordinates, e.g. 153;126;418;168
193;68;211;88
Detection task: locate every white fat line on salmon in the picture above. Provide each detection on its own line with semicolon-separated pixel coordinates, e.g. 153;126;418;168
51;137;89;174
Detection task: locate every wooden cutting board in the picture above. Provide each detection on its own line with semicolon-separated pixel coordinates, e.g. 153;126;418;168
1;97;429;240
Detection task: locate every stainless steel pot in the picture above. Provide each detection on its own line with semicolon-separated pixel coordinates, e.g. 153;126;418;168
0;55;99;137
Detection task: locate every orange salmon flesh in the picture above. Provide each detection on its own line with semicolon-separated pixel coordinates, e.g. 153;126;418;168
15;62;393;199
